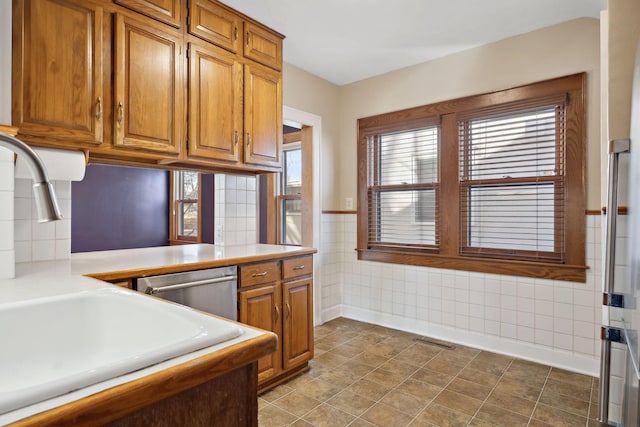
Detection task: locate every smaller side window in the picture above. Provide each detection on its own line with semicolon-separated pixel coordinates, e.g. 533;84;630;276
170;170;201;244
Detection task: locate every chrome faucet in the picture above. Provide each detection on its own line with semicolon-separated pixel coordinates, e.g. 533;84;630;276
0;132;62;222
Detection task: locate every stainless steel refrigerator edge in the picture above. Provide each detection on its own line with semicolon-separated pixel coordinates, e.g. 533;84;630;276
600;40;640;426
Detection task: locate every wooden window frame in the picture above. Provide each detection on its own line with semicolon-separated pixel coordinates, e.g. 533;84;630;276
169;170;202;245
357;74;587;282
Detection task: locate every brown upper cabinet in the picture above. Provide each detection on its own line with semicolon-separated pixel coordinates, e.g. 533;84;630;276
243;63;282;168
115;0;182;28
12;0;104;147
11;0;284;173
187;40;242;163
114;13;184;155
189;0;282;71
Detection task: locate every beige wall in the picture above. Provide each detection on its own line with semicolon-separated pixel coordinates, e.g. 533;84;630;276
283;18;601;211
337;18;601;210
607;0;640;142
282;63;341;210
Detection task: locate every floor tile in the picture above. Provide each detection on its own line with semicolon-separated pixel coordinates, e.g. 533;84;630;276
379;389;428;416
475;403;530;427
457;366;501;388
360;402;414;427
258;404;298;427
258;318;599;427
326;390;376;416
445;377;493;401
296;378;342;401
433;389;483;416
484;389;536;417
395;378;442;401
301;403;355;427
532;403;589;427
411;403;472;427
347;378;393;401
493;377;543;401
410;367;454;387
272;392;322;417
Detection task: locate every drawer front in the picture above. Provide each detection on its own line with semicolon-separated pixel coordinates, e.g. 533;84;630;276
240;261;280;287
282;256;313;280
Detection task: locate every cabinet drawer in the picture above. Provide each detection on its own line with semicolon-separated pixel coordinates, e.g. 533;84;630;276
240;261;280;287
283;256;313;280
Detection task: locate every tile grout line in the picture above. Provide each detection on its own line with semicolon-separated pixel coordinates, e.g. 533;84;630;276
526;364;553;427
464;356;515;427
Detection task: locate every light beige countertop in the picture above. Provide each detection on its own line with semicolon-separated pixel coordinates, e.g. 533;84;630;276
0;243;313;425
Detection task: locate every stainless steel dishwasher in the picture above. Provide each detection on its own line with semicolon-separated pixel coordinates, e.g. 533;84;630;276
134;266;238;320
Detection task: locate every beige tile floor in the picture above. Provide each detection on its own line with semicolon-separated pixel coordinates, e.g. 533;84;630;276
258;318;608;427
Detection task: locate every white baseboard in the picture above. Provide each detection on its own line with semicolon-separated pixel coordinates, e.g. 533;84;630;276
339;305;600;377
318;304;343;325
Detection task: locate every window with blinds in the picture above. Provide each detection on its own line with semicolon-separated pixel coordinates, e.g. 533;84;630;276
357;73;586;282
458;102;565;262
366;125;439;249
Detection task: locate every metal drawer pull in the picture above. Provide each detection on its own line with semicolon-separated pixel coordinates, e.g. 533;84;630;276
251;271;268;277
285;302;291;319
274;304;280;323
144;275;237;295
117;102;124;126
95;97;102;120
292;265;305;271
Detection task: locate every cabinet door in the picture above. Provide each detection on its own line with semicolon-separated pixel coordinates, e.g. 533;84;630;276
12;0;103;146
115;0;182;28
243;63;282;169
238;283;282;383
188;42;242;163
282;278;313;370
243;21;282;71
114;14;183;155
189;0;241;53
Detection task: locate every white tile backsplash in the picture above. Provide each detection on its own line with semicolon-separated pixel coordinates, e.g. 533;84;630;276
214;174;257;245
13;178;73;263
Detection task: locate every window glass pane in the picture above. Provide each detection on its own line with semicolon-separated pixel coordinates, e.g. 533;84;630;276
374;190;437;245
284;148;302;195
178;201;198;238
374;127;438;186
467;107;557;180
282;198;302;245
466;183;556;253
179;171;199;199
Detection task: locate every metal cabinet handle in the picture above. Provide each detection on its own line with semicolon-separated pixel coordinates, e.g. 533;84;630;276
95;97;102;120
234;26;238;41
246;132;251;147
117;102;123;126
251;271;267;277
234;130;239;145
293;265;305;271
274;304;280;323
285;302;291;319
246;32;250;46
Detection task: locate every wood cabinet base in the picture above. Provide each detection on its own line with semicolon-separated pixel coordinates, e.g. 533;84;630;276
257;362;309;395
106;363;258;427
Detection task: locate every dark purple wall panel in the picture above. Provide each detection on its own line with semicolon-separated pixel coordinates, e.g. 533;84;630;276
201;174;215;244
71;164;170;253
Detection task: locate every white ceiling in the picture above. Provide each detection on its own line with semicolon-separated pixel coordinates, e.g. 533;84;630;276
221;0;606;86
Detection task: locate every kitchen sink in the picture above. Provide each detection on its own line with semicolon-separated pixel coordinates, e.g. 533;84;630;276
0;287;243;414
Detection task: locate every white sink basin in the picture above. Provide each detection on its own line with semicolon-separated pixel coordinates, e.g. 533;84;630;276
0;287;243;414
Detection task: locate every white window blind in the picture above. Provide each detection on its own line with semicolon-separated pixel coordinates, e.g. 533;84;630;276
367;125;439;248
458;101;565;261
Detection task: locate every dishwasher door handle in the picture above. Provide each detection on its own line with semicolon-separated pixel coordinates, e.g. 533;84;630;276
144;275;238;295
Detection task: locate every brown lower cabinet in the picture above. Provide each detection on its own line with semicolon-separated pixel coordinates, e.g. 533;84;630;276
238;255;314;391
